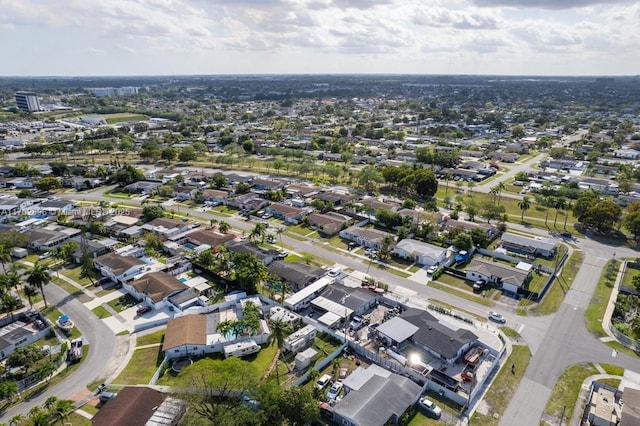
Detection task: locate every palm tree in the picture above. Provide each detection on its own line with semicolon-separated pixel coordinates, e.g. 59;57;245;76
307;368;320;383
53;399;75;425
0;244;10;273
496;181;506;206
443;173;453;196
217;320;233;337
275;227;285;251
2;294;23;320
9;414;24;426
269;319;290;384
27;262;51;308
250;222;267;242
518;196;531;223
489;186;499;204
466;180;476;196
209;218;218;229
23;285;39;308
218;221;231;234
553;197;567;228
544;196;553;227
79;255;97;285
563;201;573;230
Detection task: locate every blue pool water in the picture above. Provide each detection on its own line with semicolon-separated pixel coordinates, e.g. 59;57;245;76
179;277;187;282
184;243;196;250
140;257;153;265
223;331;238;341
33;214;49;219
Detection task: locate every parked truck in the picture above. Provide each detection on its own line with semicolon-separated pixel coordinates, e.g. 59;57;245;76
67;338;83;363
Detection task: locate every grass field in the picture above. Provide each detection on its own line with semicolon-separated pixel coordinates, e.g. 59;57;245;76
113;346;163;385
103;113;150;124
585;260;619;337
471;345;531;425
528;250;584;316
61;265;93;287
599;363;624;376
136;330;166;347
429;280;494;306
91;305;112;319
543;363;599;425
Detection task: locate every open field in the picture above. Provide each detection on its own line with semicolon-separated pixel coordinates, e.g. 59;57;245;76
102;113;150;124
585;260;619;337
543;363;599;426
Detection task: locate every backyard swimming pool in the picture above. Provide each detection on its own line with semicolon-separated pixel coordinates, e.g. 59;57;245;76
184;243;197;250
179;277;187;283
140;257;154;265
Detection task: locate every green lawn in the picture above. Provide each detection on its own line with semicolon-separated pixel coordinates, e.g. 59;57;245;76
285;224;311;236
312;333;342;357
113;346;164;385
598;378;621;389
471;345;531;425
500;326;522;339
102;113;150;124
51;277;86;300
42;306;81;339
599;363;624;376
529;251;584;316
585;260;619;337
60;266;93;287
543;363;599;426
429;281;494;306
525;272;550;293
375;263;411;278
137;330;166;347
91;305;112;319
107;294;139;312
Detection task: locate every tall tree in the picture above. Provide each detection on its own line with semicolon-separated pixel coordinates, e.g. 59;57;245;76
553;197;567;227
27;263;51;308
0;244;10;273
269;319;290;384
518;196;531;223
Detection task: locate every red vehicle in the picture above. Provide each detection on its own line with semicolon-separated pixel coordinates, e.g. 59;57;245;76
136;305;152;316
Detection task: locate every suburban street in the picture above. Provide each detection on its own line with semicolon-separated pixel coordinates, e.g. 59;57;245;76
0;285;116;420
32;169;640;425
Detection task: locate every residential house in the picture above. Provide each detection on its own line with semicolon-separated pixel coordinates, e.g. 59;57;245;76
465;258;532;294
500;232;556;258
200;189;230;204
307;212;351;236
26;224;81;251
181;229;236;249
265;203;313;225
8;178;36;189
267;261;325;292
0;197;34;215
358;198;400;214
226;193;270;211
339;225;396;250
251;178;286;192
393;239;447;266
173;185;198;201
63;176;102;191
333;364;422;426
162;314;208;357
91;386;186;426
125;271;189;310
506;142;530;154
123;181;161;195
285;183;319;200
583;382;622;426
0;312;51;360
390;308;478;362
614;149;640;159
95;252;146;283
142;217;192;239
38;200;76;215
315;284;380;320
442;220;498;240
71;239;113;264
225;240;278;265
315;191;357;206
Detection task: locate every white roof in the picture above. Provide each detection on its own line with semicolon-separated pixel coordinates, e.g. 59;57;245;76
311;296;354;318
183;276;208;288
284;276;334;307
516;262;533;272
318;311;342;327
395;239;446;259
375;317;419;343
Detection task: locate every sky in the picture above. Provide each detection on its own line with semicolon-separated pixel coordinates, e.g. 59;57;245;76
0;0;639;76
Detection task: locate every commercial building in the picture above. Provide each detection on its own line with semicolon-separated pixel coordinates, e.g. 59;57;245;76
15;91;41;112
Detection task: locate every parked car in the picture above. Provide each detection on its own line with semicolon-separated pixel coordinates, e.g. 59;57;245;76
488;311;506;323
326;382;343;400
136;305;152;316
99;392;117;403
426;265;438;275
38;252;52;260
473;280;485;292
338;366;349;382
417;397;442;418
560;232;572;239
316;374;332;390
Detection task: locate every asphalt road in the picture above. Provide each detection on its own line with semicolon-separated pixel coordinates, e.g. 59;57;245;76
0;284;115;419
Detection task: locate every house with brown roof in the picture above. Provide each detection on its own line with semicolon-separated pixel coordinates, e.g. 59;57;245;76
265;203;313;225
307;212;351;236
182;229;236;248
94;252;146;283
162;314;208;358
200;188;230;204
91;386;186;426
172;185;198;201
125;271;189;309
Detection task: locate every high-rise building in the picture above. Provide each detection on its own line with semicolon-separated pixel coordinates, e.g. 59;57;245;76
15;91;41;112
